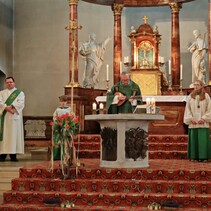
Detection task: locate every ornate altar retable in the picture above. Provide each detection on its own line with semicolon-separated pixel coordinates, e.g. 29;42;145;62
85;114;164;168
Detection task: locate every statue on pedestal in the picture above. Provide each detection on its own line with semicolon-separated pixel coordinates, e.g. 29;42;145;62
188;30;208;87
79;33;111;88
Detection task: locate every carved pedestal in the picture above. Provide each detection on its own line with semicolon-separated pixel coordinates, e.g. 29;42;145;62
85;114;164;168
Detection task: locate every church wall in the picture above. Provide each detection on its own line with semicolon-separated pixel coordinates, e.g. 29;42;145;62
0;0;13;90
11;0;208;116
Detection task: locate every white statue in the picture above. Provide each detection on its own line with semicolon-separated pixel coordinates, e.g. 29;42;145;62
188;30;208;87
79;33;111;88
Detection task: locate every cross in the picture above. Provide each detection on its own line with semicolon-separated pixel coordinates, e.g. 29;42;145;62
143;15;148;24
65;20;82;85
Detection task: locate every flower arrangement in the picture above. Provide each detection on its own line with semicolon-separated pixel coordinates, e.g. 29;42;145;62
51;113;80;144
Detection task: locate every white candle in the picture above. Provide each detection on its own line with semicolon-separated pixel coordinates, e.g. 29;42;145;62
92;103;97;110
158;56;161;63
151;97;156;114
180;64;183;80
168;60;171;75
99;103;104;110
120;61;122;73
151;97;155;105
124;57;127;63
146;98;151;105
106;64;109;81
161;57;164;63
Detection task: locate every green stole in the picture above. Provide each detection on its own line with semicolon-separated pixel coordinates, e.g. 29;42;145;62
0;89;22;141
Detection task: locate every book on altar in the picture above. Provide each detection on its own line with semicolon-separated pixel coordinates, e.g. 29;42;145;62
133;104;160;114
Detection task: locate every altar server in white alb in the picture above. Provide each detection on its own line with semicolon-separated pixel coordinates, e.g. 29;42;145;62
0;77;25;162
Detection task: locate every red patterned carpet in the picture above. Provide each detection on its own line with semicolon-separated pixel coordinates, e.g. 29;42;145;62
0;134;211;210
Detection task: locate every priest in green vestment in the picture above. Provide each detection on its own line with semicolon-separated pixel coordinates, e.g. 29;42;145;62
106;71;142;114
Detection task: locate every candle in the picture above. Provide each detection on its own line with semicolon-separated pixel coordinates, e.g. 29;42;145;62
106;64;109;81
146;98;151;105
120;61;122;73
158;56;161;63
124;56;129;63
146;98;151;114
151;97;155;105
168;60;171;75
161;57;164;63
180;64;183;80
151;97;156;114
99;103;104;110
92;103;97;110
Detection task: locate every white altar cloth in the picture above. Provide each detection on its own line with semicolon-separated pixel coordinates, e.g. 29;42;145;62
96;95;187;103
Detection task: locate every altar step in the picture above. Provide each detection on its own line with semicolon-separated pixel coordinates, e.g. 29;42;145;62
29;134;189;160
76;134;188;160
2;191;211;208
1;159;211;210
11;178;211;194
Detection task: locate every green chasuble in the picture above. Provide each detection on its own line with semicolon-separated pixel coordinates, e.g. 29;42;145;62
106;80;142;114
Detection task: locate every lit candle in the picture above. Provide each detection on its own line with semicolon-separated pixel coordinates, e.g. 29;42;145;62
180;64;183;80
106;64;109;81
120;61;122;73
146;98;151;105
92;103;97;110
168;60;171;75
99;103;104;110
151;97;155;105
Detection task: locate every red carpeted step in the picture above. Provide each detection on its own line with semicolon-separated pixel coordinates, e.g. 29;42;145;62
1;191;211;209
148;135;188;143
75;142;187;151
18;159;211;181
149;143;187;151
149;151;188;159
74;134;101;143
11;177;211;194
0;204;209;211
74;142;100;150
77;149;100;158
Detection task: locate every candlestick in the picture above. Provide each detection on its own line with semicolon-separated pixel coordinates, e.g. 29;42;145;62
151;97;156;114
146;98;151;114
168;74;172;91
120;61;122;73
168;60;171;75
179;79;183;95
106;64;109;81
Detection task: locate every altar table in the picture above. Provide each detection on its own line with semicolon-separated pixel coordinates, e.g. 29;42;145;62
85;114;164;168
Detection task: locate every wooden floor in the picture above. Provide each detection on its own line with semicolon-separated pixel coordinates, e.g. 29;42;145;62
0;149;49;204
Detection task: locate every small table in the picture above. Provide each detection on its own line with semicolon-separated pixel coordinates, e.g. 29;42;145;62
85;114;164;168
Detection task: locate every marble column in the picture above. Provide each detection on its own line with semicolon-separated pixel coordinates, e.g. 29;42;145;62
169;2;182;87
112;3;124;84
67;0;80;87
208;0;211;85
